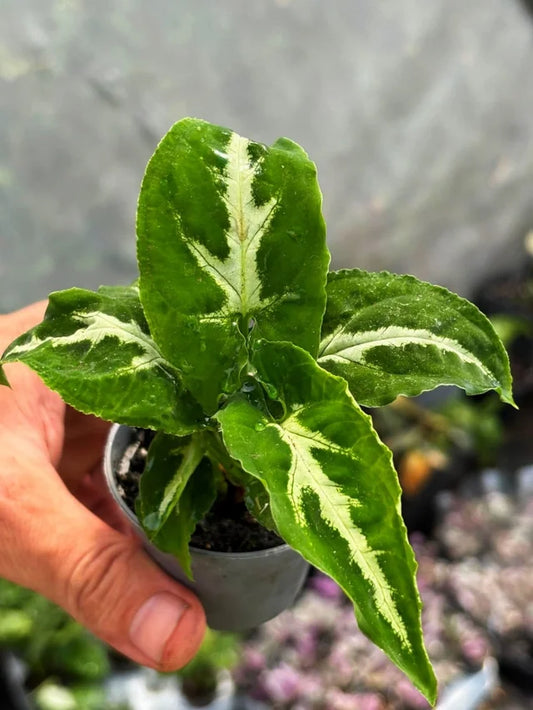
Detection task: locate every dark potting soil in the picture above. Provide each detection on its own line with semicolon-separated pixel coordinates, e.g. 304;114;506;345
116;428;283;553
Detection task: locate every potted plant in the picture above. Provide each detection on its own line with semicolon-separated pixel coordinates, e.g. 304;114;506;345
0;117;515;705
176;628;240;707
103;422;311;634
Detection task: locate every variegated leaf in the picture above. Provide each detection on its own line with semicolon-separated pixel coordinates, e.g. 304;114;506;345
137;118;329;414
1;285;205;435
137;433;216;578
216;341;437;703
319;269;515;407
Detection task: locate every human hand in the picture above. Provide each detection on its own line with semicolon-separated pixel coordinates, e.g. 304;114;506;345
0;301;206;671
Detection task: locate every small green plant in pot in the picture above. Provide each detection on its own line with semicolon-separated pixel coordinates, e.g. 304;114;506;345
176;628;240;706
0;118;515;705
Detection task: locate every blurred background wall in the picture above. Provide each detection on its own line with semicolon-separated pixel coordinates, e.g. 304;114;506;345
0;0;532;312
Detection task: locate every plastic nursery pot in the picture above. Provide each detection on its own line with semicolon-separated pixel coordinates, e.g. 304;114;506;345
104;424;310;632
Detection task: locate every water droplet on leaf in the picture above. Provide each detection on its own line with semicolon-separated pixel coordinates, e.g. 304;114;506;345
264;383;278;400
142;512;161;531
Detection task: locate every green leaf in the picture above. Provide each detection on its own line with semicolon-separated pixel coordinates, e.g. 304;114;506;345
319;269;515;407
47;626;110;681
137;436;218;579
173;460;219;575
216;341;437;704
1;285;205;435
137;433;205;535
242;475;278;533
33;682;78;710
137;117;329;413
0;365;9;387
0;610;33;644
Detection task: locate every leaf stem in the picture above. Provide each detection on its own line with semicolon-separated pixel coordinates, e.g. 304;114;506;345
203;428;248;487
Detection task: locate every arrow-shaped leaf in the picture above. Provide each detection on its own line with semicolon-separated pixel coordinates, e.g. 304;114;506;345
137;118;329;413
319;269;515;407
1;285;205;435
216;341;437;703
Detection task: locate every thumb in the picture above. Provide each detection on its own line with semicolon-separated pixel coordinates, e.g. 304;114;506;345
0;457;206;671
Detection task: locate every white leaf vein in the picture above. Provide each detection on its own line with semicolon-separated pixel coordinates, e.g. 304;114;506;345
275;414;410;648
319;325;495;381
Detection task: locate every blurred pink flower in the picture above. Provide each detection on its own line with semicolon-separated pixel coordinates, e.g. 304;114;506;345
309;573;344;601
325;688;385;710
260;664;304;704
295;629;318;665
395;678;430;708
461;636;489;664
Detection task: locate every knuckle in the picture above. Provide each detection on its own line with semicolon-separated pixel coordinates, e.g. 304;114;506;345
66;533;136;633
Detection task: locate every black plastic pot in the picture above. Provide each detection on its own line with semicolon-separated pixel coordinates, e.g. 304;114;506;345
104;424;309;632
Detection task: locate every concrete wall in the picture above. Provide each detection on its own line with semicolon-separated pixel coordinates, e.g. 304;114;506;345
1;0;532;311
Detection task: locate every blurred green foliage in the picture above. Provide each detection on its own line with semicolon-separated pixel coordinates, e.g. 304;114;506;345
176;628;241;702
0;578;127;710
0;577;242;708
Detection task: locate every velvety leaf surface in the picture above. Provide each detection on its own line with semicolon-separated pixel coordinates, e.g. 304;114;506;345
137;433;216;578
137;117;328;413
216;341;437;703
319;269;515;407
1;285;205;435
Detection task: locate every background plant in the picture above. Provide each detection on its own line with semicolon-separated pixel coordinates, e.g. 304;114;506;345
176;628;241;705
0;118;515;704
234;467;533;710
0;578;117;710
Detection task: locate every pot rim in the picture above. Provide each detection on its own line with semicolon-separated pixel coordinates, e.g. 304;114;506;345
104;423;294;560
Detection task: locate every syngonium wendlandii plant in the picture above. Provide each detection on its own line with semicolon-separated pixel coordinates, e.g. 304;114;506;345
0;118;515;704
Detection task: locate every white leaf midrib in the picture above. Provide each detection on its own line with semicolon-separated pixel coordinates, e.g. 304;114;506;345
187;132;277;317
319;325;495;380
275;414;410;648
7;311;168;374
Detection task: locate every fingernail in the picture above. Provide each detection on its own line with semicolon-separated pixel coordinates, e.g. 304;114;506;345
130;592;189;663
